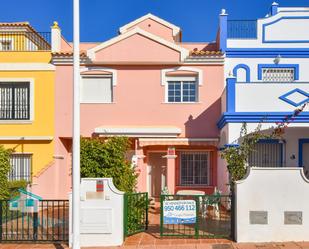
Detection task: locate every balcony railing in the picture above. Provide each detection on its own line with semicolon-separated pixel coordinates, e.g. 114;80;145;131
0;32;51;51
227;20;257;39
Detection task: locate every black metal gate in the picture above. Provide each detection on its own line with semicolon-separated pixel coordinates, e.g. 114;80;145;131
124;192;148;237
0;200;69;242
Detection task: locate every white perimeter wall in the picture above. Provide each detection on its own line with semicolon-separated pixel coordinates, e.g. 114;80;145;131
235;167;309;242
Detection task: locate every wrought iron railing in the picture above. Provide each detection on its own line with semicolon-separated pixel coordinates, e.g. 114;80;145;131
0;32;51;51
227;20;257;39
0;200;69;242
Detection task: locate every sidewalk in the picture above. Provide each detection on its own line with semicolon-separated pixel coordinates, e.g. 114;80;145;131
0;241;309;249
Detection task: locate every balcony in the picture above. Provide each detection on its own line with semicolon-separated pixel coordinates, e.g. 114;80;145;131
227;20;257;39
218;79;309;128
0;32;51;51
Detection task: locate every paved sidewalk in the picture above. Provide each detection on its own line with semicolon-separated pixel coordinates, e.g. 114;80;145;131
1;241;309;249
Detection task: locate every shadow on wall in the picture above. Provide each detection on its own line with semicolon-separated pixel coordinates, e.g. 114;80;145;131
184;98;221;138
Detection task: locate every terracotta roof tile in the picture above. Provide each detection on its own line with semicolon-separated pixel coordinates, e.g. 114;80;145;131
189;49;223;56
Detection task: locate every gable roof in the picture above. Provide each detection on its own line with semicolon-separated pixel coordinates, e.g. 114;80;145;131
87;27;189;61
119;13;181;37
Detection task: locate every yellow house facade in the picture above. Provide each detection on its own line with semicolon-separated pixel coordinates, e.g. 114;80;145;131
0;22;55;197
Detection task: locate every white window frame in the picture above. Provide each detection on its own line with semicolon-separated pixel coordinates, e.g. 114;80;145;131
0;38;14;51
0;78;34;123
179;151;210;186
9;153;32;182
166;76;198;103
80;75;113;104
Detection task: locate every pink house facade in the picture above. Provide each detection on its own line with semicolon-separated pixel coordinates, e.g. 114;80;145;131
49;14;225;198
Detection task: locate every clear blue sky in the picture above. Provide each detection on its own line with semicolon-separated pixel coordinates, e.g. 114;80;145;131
1;0;308;42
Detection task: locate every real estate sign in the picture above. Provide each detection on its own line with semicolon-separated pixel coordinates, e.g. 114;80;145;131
163;199;196;224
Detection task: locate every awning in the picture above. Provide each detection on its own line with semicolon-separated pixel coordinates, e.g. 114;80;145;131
138;138;219;147
94;126;181;138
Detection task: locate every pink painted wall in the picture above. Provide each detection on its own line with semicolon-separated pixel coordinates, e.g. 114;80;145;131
94;34;181;62
126;18;175;42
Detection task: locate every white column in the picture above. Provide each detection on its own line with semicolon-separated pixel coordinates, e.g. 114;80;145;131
72;0;80;248
51;21;61;52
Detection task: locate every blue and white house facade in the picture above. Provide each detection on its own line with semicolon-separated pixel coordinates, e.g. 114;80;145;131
217;3;309;192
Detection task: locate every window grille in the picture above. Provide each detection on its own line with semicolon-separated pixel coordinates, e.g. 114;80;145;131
9;154;32;181
262;68;295;82
168;81;197;102
248;142;282;167
180;152;210;185
0;82;30;120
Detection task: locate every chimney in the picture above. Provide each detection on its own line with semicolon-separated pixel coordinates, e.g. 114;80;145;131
270;2;279;16
51;21;61;52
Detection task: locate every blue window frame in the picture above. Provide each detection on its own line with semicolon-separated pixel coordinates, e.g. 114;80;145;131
168;80;197;103
257;64;299;81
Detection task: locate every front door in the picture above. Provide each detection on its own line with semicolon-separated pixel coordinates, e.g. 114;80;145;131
148;152;166;198
301;143;309;178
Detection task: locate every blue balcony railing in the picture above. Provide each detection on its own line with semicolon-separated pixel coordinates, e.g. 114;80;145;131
227;20;257;39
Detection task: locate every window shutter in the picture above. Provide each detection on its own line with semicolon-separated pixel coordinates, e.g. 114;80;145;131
81;77;112;103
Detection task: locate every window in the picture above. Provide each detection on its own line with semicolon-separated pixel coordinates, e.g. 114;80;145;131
81;77;113;103
262;68;295;82
180;152;210;185
167;80;197;103
9;154;32;181
0;82;30;120
0;41;12;51
248;142;282;167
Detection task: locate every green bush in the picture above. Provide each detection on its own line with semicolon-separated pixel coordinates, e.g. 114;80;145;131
80;136;138;193
7;180;28;199
0;145;12;199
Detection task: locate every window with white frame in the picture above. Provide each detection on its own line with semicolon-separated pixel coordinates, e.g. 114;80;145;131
248;142;282;167
81;76;113;103
167;77;197;103
9;154;32;181
0;41;12;51
0;82;30;120
180;152;210;185
262;68;295;82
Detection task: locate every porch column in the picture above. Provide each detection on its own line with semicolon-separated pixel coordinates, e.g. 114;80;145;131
163;147;177;194
135;146;147;192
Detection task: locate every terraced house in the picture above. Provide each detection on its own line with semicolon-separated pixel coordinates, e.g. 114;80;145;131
52;14;224;198
0;22;57;198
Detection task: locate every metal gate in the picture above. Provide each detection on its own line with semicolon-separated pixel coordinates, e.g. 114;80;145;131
0;200;69;242
124;192;148;237
160;194;233;239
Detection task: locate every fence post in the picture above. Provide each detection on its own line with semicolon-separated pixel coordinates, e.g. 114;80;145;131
123;194;128;238
0;201;2;241
145;193;148;230
230;191;235;241
195;196;199;239
160;195;163;237
33;212;38;240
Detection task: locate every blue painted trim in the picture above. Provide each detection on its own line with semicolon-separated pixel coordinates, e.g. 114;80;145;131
219;14;228;52
279;88;309;107
257;64;299;80
217;112;309;129
298;138;309;167
226;78;236;112
224;144;240;148
270;3;278;16
262;16;309;43
226;48;309;58
232;64;250;82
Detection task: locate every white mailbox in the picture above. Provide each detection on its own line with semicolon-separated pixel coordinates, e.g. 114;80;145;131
70;178;124;247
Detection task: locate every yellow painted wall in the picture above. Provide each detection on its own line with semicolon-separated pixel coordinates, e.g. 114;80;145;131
0;51;55;177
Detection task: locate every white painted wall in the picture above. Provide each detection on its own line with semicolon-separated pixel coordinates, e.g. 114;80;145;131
69;178;124;247
227;11;309;49
235;167;309;242
235;83;309;112
225;57;309;83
